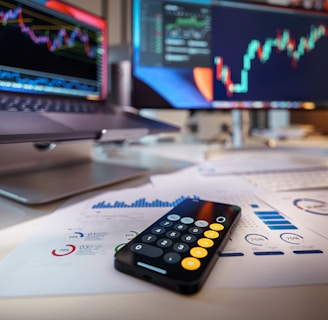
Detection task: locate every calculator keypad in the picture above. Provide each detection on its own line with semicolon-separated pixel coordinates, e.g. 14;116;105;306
131;214;225;271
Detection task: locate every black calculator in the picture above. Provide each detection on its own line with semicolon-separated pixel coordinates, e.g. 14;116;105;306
114;198;241;294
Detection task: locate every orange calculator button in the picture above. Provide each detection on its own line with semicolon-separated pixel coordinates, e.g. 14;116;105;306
181;257;201;271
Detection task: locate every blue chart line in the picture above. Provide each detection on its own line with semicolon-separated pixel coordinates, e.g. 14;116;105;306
0;70;97;92
92;195;200;209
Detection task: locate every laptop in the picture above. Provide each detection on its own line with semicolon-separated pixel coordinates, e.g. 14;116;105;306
0;0;178;144
0;0;179;204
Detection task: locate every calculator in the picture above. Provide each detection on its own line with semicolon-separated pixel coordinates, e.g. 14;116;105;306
114;198;241;294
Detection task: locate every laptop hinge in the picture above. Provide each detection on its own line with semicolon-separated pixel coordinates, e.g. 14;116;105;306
97;128;149;142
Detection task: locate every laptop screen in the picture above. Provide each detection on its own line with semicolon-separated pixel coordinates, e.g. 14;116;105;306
0;0;108;100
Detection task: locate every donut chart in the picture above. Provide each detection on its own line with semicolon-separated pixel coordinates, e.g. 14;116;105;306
293;198;328;216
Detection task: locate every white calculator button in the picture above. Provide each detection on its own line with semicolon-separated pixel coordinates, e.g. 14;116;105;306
195;220;209;227
181;217;194;224
167;214;180;221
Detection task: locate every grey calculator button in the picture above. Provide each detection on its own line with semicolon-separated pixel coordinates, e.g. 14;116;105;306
141;234;157;243
163;252;181;264
151;227;166;235
181;217;194;224
189;227;203;235
173;243;189;253
174;223;188;231
181;234;197;243
160;220;173;227
195;220;209;227
166;230;181;239
131;243;163;258
157;238;173;248
167;214;180;221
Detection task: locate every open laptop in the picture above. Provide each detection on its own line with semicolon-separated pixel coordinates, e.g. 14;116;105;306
0;0;178;204
0;0;177;144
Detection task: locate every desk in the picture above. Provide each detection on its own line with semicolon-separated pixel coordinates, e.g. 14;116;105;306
1;138;328;320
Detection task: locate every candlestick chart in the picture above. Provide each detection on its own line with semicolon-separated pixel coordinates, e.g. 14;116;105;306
212;4;328;102
214;24;327;98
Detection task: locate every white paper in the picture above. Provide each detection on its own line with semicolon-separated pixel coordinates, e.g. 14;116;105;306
0;165;327;297
151;168;328;288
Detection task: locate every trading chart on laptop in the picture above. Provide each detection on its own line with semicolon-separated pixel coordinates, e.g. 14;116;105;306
0;0;107;100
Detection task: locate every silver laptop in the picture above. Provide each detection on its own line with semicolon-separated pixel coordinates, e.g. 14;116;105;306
0;0;177;144
0;0;178;204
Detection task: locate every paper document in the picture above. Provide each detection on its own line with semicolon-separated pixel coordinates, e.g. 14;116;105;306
0;164;327;297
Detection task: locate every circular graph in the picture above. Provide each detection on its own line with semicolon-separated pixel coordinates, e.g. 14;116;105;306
52;244;76;256
293;198;328;215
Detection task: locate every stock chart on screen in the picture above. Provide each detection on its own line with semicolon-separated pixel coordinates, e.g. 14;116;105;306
212;1;328;108
133;0;328;110
0;0;105;98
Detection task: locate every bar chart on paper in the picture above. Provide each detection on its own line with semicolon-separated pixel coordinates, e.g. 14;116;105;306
91;195;201;209
259;191;328;240
220;194;327;259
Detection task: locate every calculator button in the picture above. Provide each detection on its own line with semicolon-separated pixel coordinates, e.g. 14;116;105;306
188;227;203;235
174;223;188;231
141;234;157;243
216;216;227;223
157;238;173;248
151;227;166;235
167;214;180;221
131;243;163;258
181;234;197;243
160;220;173;227
181;257;201;271
163;252;181;264
195;220;209;227
204;230;219;239
166;230;181;239
190;247;208;259
181;217;194;224
173;243;190;253
210;223;224;231
197;238;214;248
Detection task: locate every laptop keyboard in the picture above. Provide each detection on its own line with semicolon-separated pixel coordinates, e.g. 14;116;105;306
0;94;102;113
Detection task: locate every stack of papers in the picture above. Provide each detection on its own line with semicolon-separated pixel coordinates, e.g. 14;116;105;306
0;152;328;297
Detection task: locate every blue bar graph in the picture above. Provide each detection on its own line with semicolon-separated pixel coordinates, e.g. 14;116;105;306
91;195;200;209
254;210;298;230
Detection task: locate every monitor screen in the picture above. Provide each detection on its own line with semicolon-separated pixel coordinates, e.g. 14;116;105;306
0;0;107;100
132;0;328;110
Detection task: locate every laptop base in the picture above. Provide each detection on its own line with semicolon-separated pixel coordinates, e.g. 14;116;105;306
0;141;147;205
0;160;147;205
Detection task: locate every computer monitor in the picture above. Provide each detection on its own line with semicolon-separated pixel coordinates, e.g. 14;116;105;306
131;0;328;110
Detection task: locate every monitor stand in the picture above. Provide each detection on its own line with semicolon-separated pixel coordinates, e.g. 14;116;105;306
231;109;247;148
0;141;147;205
191;110;249;148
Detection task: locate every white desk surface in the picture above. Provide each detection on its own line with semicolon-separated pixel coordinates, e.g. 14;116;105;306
1;136;328;320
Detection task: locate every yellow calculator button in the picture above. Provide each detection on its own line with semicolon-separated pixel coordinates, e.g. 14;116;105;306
181;257;201;271
198;238;214;248
204;230;219;239
190;247;208;258
210;223;224;231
